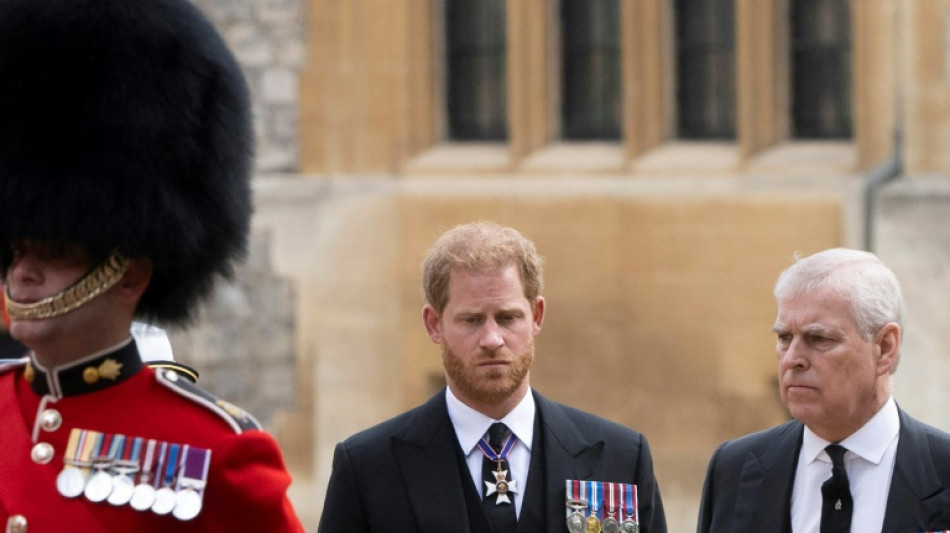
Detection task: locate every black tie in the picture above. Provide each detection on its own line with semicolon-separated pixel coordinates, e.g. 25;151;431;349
482;422;517;532
820;444;853;533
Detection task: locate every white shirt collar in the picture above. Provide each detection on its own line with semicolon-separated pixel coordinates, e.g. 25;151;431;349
446;386;536;455
801;396;899;465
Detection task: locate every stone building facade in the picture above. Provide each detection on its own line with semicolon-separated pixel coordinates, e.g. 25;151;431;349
177;1;950;530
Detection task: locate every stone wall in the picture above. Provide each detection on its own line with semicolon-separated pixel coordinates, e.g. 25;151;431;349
876;177;950;430
196;0;306;172
167;233;298;431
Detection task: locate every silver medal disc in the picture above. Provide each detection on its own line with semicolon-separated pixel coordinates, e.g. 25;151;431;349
172;488;203;521
567;511;586;533
621;519;639;533
84;471;114;502
56;467;86;498
108;475;136;506
603;517;621;533
130;483;157;511
151;487;177;515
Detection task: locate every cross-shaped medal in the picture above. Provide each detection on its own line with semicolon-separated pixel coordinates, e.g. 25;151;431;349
484;459;518;505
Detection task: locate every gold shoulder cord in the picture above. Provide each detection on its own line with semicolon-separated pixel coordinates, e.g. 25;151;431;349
4;251;130;320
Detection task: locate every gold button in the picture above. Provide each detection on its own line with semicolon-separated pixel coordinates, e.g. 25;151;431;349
82;366;99;384
23;363;34;383
30;442;54;465
39;409;62;432
6;514;27;533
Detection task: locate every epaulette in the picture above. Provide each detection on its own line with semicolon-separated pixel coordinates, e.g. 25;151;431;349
0;356;27;375
154;367;262;433
146;360;199;384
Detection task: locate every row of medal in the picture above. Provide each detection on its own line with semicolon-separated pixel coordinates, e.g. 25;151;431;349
54;428;211;521
565;480;639;533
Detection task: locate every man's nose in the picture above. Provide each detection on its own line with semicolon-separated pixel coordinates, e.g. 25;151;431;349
781;337;809;369
479;320;504;352
6;254;41;287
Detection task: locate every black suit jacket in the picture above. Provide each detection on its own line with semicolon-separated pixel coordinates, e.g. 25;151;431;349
317;389;666;533
697;408;950;532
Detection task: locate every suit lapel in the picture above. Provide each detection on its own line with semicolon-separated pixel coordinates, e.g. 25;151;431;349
535;392;603;533
391;392;471;533
731;421;801;532
883;409;948;531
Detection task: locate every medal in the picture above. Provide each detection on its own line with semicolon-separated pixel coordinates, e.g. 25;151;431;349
621;483;638;533
109;436;142;506
130;440;163;511
57;429;100;498
85;433;119;502
56;429;85;498
586;481;602;533
151;443;180;515
110;474;136;505
602;482;621;533
172;445;211;521
174;488;203;521
477;429;518;505
565;480;589;533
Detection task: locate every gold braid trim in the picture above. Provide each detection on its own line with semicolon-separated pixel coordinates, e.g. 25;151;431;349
4;251;130;320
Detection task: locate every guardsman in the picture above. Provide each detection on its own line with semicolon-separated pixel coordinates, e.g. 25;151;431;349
0;0;305;531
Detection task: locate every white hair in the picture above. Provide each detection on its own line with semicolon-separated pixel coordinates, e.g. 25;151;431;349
773;248;905;341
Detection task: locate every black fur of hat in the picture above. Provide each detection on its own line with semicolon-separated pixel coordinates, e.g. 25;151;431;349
0;0;253;326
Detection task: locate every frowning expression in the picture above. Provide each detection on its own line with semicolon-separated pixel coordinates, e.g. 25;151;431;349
774;288;896;442
424;265;544;414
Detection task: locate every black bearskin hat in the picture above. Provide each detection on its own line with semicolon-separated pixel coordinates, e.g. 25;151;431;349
0;0;253;326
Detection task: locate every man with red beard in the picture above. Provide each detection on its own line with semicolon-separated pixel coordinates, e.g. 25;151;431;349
318;222;667;533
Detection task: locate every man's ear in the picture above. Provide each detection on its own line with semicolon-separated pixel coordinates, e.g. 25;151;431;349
117;257;153;302
531;296;545;336
422;304;443;344
876;322;900;376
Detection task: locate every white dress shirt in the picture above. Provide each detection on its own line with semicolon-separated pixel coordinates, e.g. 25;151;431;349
446;387;536;518
791;396;900;533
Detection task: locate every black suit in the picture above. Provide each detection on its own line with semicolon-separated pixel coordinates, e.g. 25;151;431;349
697;408;950;532
318;389;666;533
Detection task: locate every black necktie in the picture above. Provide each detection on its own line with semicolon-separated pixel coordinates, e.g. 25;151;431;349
820;444;853;533
482;422;517;532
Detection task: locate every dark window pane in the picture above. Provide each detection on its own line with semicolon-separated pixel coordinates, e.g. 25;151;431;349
791;0;852;138
561;0;621;140
675;0;736;139
446;0;507;140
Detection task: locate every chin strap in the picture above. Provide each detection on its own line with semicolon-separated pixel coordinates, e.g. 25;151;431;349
5;251;130;321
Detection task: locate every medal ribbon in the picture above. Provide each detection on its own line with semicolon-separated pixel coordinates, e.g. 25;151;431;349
127;437;143;467
151;441;168;489
139;439;158;485
606;482;620;520
161;443;181;488
102;434;121;465
565;480;573;517
624;483;638;524
117;435;132;465
588;481;602;520
63;428;82;467
476;431;517;465
176;445;211;491
81;431;104;471
579;480;588;516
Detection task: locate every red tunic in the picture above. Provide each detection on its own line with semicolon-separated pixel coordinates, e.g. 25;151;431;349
0;343;304;533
